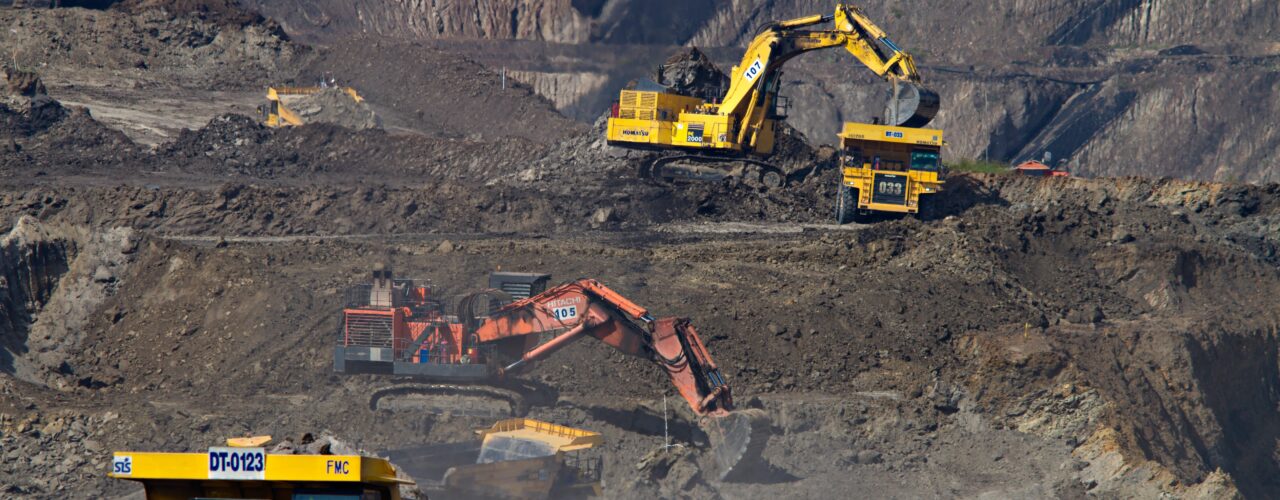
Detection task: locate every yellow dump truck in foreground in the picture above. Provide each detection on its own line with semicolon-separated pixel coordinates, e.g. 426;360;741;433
109;443;411;499
835;122;945;223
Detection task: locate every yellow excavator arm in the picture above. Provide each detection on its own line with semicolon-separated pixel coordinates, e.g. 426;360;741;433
717;3;937;134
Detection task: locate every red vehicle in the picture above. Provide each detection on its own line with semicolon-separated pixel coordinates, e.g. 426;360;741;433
1013;160;1070;177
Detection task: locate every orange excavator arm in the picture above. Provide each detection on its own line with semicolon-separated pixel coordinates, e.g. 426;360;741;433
470;279;733;416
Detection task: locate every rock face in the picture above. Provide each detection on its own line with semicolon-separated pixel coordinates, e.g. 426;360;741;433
241;0;590;42
1059;71;1280;182
242;0;717;44
0;217;135;387
507;70;609;111
687;1;1280;53
0;4;303;90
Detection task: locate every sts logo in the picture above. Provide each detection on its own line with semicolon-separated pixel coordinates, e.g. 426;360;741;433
113;455;133;476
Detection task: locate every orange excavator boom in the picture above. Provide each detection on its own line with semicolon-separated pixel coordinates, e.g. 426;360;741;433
471;279;733;415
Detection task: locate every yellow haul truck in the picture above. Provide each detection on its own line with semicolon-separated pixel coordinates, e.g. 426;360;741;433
835;122;944;223
109;443;411;499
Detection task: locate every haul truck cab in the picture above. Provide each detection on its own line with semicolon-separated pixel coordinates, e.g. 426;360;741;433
835;122;945;223
109;445;412;500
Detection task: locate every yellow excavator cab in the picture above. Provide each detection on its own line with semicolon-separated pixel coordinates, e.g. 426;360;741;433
836;122;945;222
109;449;410;500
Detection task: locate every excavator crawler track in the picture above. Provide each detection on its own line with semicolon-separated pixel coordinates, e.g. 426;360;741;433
368;383;529;417
642;154;786;190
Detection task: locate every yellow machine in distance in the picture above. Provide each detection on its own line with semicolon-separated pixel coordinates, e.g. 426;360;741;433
261;86;364;127
606;3;939;188
835;122;944;223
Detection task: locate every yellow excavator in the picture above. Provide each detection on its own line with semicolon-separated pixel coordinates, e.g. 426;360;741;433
605;3;940;196
260;85;364;127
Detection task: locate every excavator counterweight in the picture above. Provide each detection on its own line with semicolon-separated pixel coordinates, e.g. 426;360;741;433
334;270;771;481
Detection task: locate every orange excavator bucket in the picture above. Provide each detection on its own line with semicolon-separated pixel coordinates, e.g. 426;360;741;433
703;409;772;481
650;318;771;481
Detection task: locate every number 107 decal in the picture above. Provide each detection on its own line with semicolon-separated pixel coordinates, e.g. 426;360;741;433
742;59;764;82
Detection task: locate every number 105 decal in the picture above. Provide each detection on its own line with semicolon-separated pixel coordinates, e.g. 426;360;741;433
552;306;578;321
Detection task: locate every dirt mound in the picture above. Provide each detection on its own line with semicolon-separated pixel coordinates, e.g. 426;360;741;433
3;68;48;97
0;70;141;169
151;112;542;180
656;47;729;102
296;36;583;142
289;88;381;130
0;6;303;90
0;99;141;172
0;91;67;139
113;0;284;34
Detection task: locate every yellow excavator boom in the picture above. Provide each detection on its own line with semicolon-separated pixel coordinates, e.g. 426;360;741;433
716;3;934;131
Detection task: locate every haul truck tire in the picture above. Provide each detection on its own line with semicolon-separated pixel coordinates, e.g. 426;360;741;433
835;184;857;224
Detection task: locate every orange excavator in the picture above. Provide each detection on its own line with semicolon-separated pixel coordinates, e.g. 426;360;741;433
334;269;769;481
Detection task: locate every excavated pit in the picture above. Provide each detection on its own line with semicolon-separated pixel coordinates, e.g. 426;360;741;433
2;172;1279;498
3;2;1280;498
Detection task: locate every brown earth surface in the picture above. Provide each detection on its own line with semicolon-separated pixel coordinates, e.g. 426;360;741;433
2;3;1280;500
